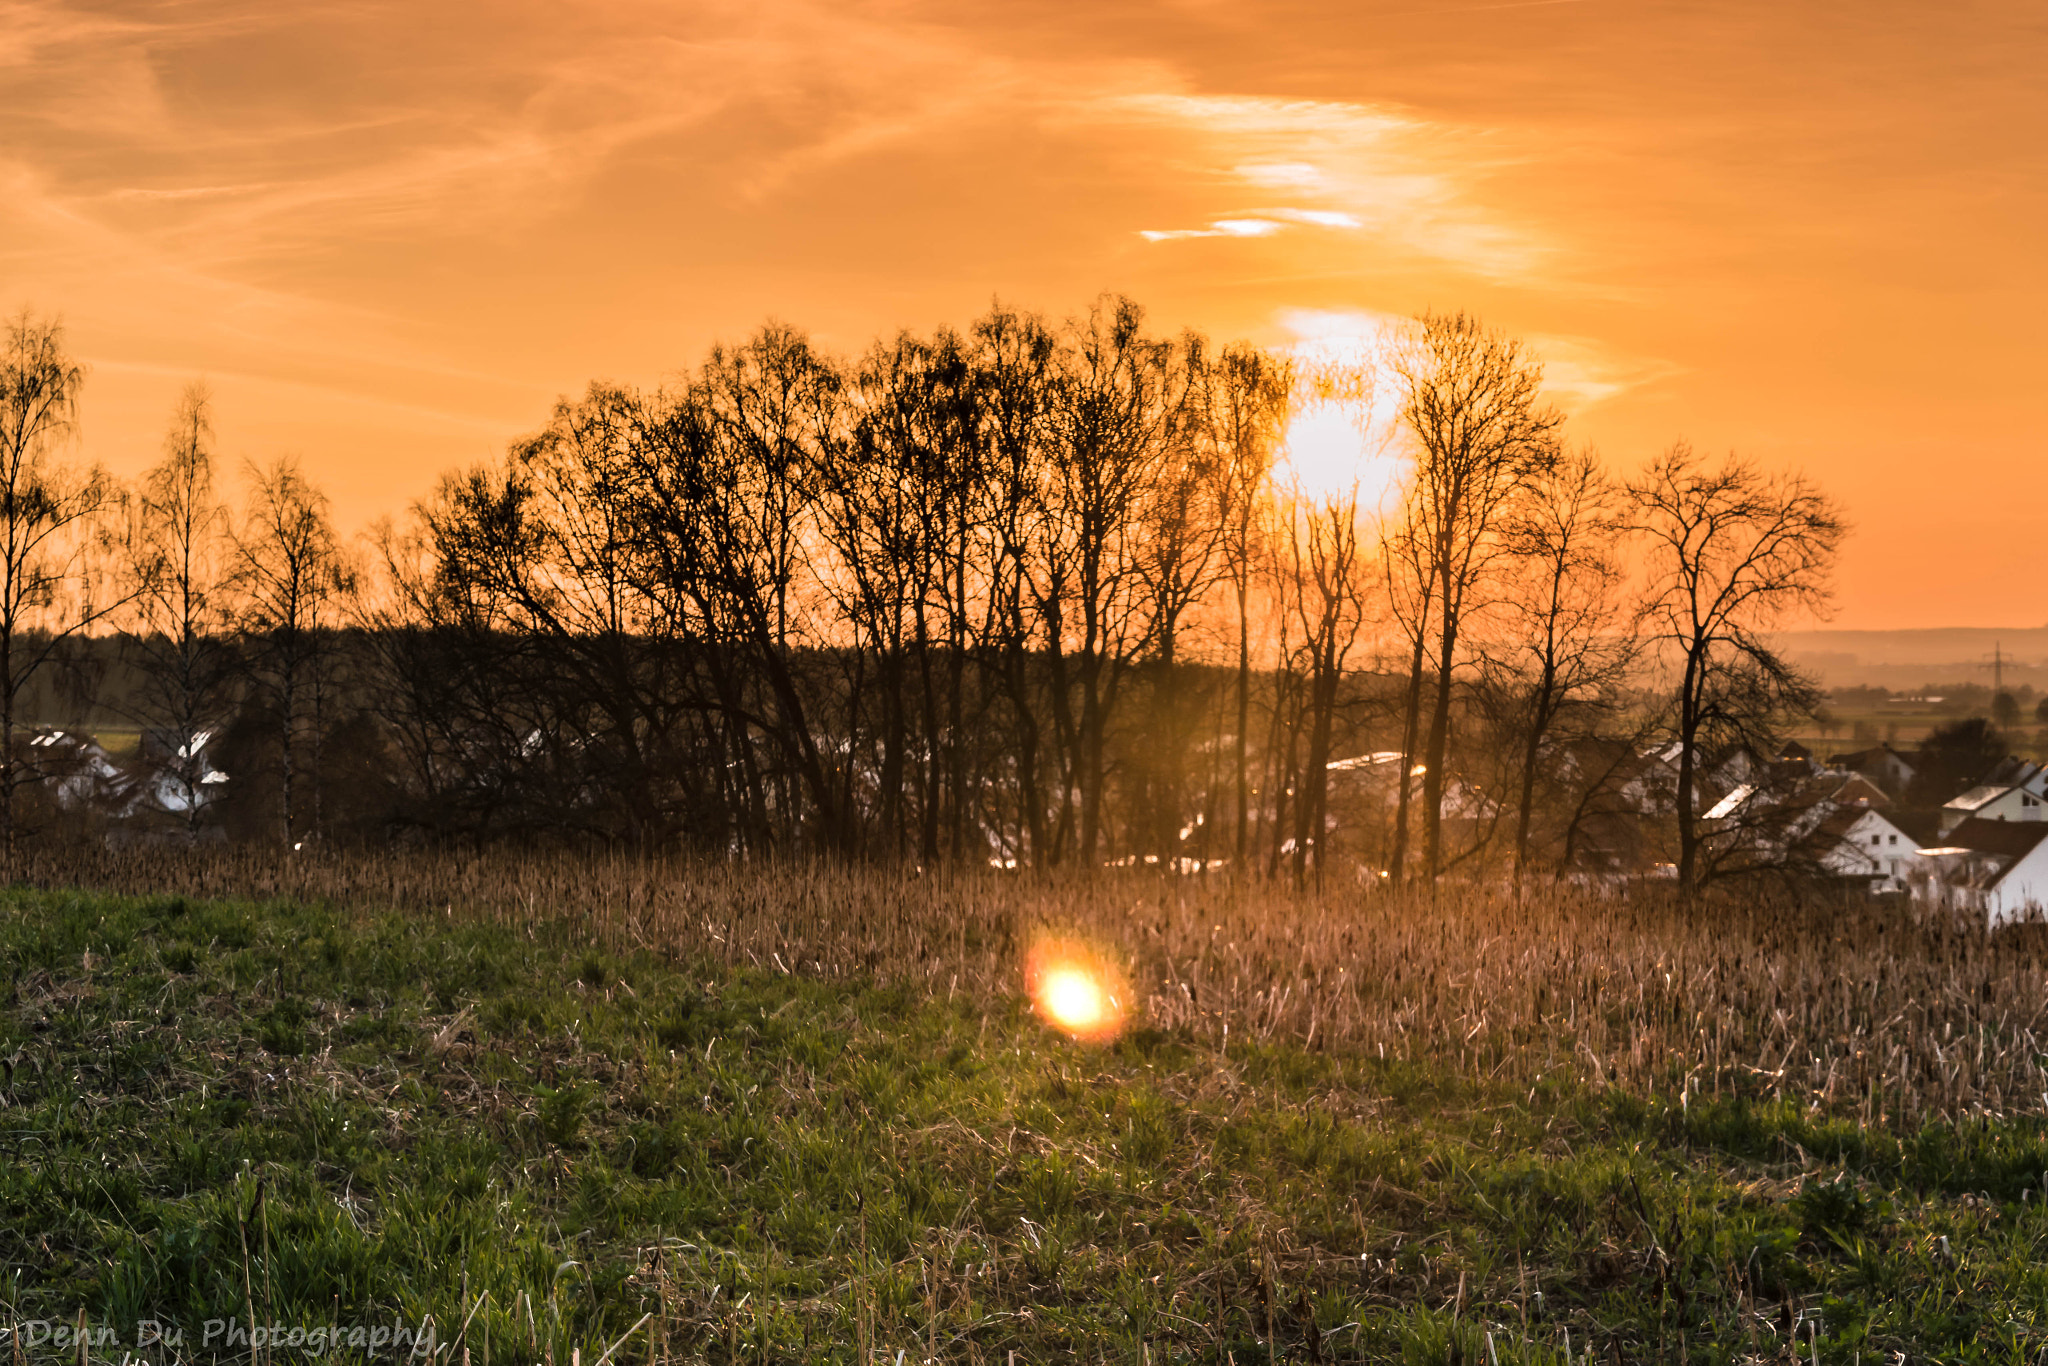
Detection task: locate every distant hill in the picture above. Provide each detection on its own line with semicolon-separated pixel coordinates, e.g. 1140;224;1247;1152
1768;627;2048;691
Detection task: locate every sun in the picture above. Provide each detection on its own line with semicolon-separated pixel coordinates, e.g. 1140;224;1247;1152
1275;400;1408;512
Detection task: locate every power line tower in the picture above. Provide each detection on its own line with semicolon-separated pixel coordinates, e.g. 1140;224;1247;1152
1981;640;2006;695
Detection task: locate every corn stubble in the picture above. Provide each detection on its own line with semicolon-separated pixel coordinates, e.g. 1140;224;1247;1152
23;843;2046;1129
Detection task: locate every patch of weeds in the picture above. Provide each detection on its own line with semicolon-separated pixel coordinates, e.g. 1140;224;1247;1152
257;996;315;1055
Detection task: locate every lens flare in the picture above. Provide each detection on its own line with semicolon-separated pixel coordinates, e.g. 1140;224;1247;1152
1041;967;1107;1031
1026;937;1127;1043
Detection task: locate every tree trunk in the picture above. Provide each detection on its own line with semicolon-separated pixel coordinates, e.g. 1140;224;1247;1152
1234;575;1251;868
1675;647;1703;896
1511;662;1558;899
1420;574;1461;883
1389;623;1429;884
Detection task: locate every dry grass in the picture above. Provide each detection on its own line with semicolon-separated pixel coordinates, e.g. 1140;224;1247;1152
19;842;2048;1130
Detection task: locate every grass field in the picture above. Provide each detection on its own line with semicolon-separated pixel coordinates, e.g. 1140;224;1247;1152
8;868;2048;1363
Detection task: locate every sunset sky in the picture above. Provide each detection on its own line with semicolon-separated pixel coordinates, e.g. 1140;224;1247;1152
6;0;2042;630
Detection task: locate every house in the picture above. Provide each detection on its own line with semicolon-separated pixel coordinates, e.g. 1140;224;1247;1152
26;729;121;810
1323;752;1497;821
1936;760;2047;836
1791;804;1918;892
1701;770;1887;828
137;726;230;816
1700;766;1904;884
1826;744;1916;797
1911;817;2048;926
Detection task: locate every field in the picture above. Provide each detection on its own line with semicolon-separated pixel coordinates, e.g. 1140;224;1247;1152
7;851;2048;1363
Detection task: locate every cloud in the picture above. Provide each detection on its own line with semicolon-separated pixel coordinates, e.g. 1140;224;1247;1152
1268;208;1363;229
1140;217;1287;241
1523;333;1685;413
1139;206;1366;240
1108;92;1548;282
1235;162;1325;188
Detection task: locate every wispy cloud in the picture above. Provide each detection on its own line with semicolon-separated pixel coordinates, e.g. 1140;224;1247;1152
1235;162;1326;188
1268;208;1362;229
0;0;1577;532
1110;93;1548;282
1140;218;1287;241
1523;333;1684;413
1139;207;1364;240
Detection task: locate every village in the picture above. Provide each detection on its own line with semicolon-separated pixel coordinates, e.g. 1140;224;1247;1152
22;683;2048;926
1315;702;2048;919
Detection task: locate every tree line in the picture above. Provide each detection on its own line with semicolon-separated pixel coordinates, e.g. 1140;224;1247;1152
0;301;1844;889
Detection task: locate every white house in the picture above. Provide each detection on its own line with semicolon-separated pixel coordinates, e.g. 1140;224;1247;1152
27;729;121;810
138;727;230;816
1324;752;1496;820
1911;817;2048;927
1794;805;1919;892
1938;762;2048;836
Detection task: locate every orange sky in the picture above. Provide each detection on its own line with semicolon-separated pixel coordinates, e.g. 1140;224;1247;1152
6;0;2043;630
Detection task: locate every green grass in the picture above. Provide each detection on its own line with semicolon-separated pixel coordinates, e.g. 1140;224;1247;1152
6;885;2048;1364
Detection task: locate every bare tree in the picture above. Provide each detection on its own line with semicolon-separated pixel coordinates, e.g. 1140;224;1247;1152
1036;296;1191;865
234;457;351;846
1390;312;1562;883
128;384;239;836
969;304;1060;867
1133;332;1231;862
419;384;721;848
1207;342;1292;869
1272;475;1373;888
0;314;129;854
1480;446;1636;893
632;331;849;855
822;327;994;862
1629;443;1845;894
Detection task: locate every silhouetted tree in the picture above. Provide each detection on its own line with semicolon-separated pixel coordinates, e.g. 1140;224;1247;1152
1481;447;1636;893
635;328;848;854
126;383;239;837
1390;311;1563;883
969;304;1060;866
233;457;351;846
1907;716;2006;808
824;327;988;860
1208;343;1292;870
0;314;129;854
1630;443;1844;894
1036;296;1193;865
1273;472;1373;887
1133;332;1231;862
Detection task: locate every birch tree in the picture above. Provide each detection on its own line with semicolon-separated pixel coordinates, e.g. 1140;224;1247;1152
0;314;128;853
129;384;239;836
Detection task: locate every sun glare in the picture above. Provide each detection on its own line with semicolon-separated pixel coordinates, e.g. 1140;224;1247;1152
1276;402;1407;511
1027;938;1127;1042
1042;968;1107;1031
